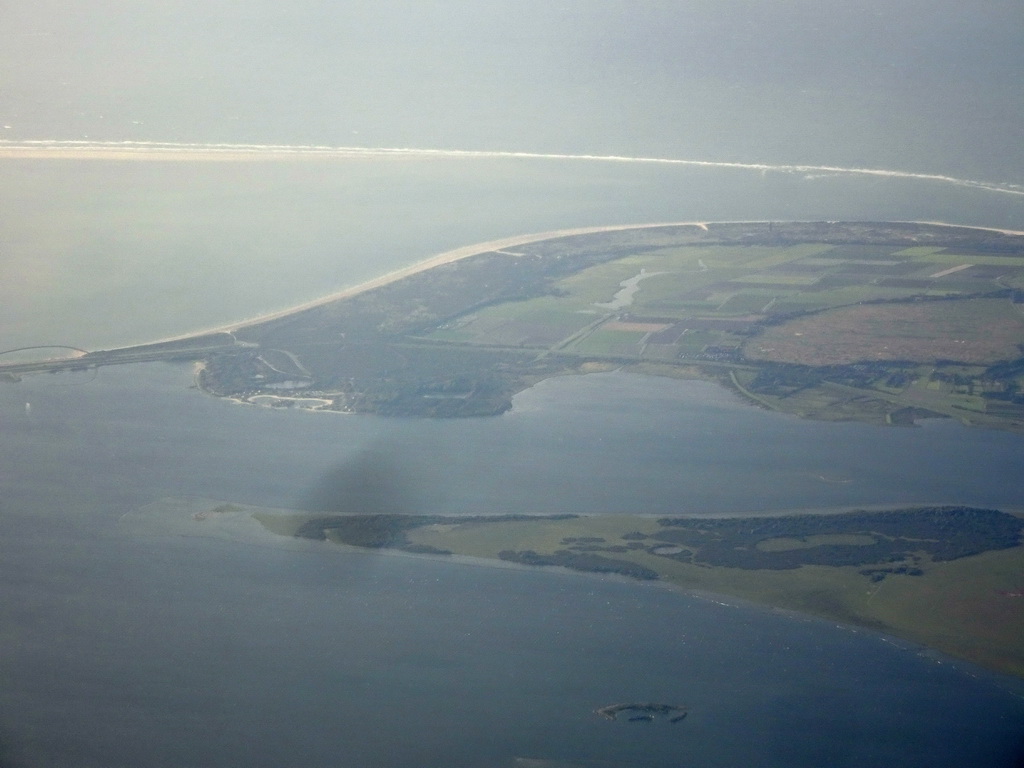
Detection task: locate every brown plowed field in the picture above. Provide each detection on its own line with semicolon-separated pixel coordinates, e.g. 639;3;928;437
744;298;1024;365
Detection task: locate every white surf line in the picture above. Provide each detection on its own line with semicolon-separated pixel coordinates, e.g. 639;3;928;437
2;140;1023;197
911;220;1024;237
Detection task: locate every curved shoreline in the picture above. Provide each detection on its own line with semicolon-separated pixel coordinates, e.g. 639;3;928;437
140;221;714;345
3;140;1023;198
7;218;1024;430
235;502;1024;681
128;218;1024;348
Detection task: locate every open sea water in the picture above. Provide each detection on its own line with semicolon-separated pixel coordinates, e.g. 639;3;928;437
1;363;1022;767
3;2;1024;760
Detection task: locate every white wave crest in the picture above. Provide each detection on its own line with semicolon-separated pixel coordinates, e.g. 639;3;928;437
2;139;1023;197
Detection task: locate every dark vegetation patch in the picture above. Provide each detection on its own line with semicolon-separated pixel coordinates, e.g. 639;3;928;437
877;278;943;289
654;507;1023;571
860;565;924;582
289;506;1022;593
983;356;1024;382
813;245;902;260
887;406;946;425
833;261;923;276
596;703;688;723
497;549;659;580
292;514;655;581
292;513;660;580
744;360;922;395
812;274;881;289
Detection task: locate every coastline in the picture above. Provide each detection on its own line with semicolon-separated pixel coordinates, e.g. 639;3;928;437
117;218;1024;349
158;498;991;686
9;218;1024;431
191;500;1024;681
137;221;713;346
3;141;1023;198
3;218;1022;434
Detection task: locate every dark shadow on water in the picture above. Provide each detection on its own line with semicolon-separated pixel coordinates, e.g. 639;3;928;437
297;444;418;515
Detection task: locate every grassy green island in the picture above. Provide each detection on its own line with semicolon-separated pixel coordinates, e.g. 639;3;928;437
249;505;1024;678
5;220;1024;431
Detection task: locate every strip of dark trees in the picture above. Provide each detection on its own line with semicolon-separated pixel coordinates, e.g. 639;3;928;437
652;506;1022;570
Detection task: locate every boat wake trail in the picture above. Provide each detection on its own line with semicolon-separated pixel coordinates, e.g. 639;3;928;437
2;140;1023;197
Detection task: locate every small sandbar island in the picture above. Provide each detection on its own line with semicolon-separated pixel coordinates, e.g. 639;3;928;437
596;703;688;724
4;220;1024;431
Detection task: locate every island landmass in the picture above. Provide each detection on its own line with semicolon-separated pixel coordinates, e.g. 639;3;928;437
595;703;688;723
4;220;1024;432
243;504;1024;678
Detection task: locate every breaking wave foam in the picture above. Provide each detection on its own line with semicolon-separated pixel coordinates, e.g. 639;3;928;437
2;140;1023;197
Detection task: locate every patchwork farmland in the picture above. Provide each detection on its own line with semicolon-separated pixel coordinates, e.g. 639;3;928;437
405;223;1024;429
18;221;1024;430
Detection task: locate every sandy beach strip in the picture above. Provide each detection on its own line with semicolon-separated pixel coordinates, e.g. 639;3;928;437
124;218;1024;347
144;221;711;344
0;147;392;162
3;142;1023;198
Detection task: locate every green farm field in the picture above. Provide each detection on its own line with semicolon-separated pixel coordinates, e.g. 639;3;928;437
411;222;1024;428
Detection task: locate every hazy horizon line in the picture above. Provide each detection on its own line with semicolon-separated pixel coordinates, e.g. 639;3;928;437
2;139;1023;197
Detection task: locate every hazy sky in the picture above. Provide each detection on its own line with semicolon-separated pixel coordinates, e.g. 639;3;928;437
3;0;1023;178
